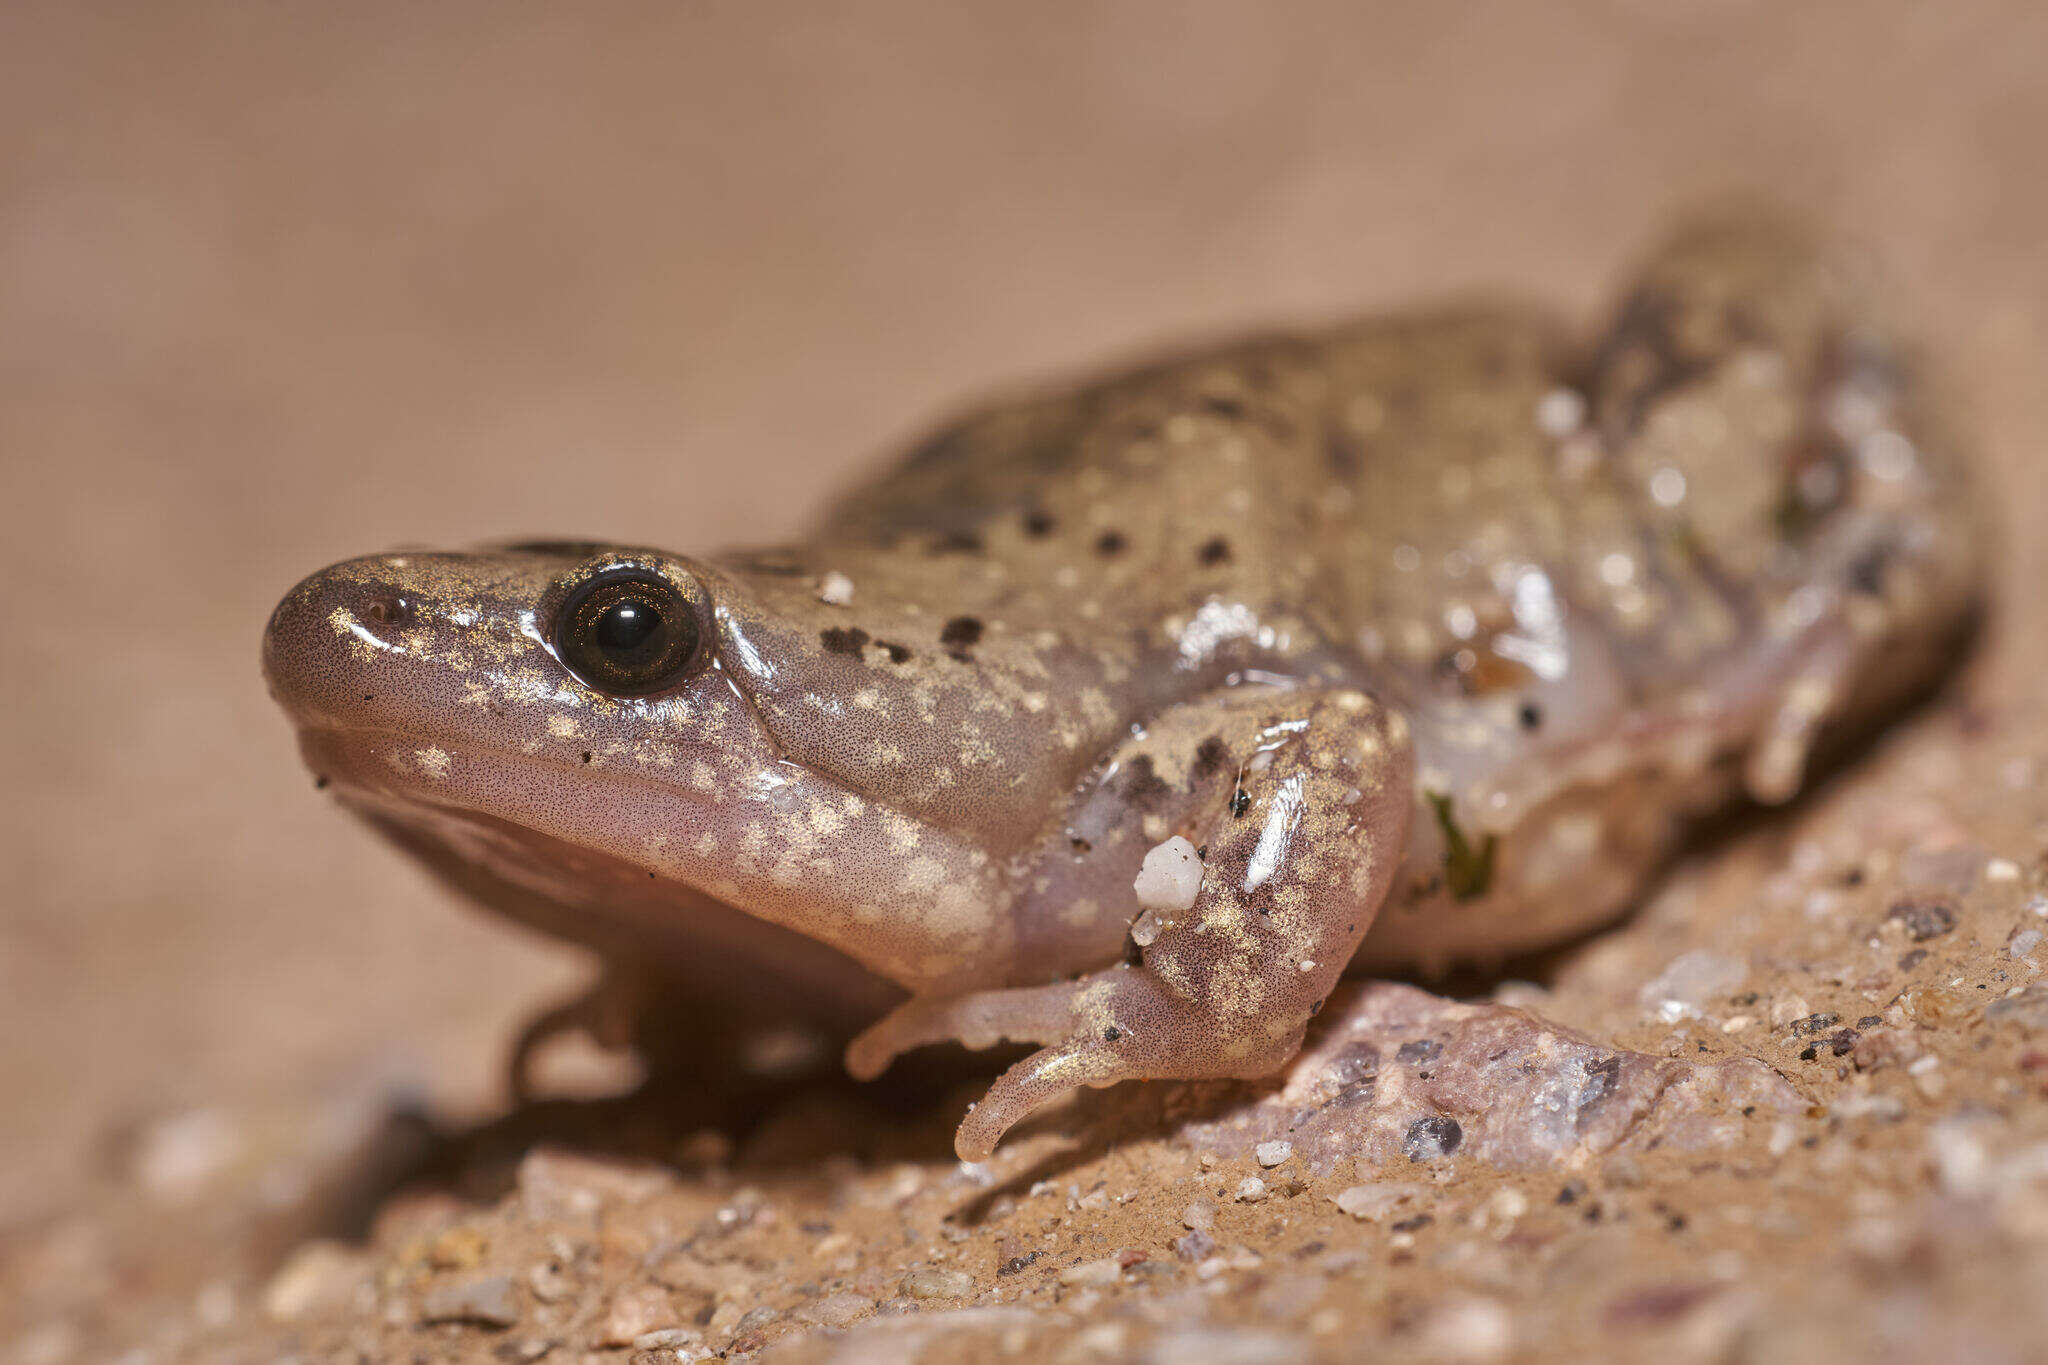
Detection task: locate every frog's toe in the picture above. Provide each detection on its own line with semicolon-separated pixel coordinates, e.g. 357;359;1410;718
506;973;644;1103
954;1037;1126;1161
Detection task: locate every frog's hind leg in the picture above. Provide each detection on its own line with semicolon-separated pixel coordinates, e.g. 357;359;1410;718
849;686;1416;1162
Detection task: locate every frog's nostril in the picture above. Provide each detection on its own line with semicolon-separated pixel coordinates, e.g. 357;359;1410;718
363;594;411;627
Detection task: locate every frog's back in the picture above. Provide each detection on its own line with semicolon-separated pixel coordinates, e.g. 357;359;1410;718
807;212;1979;966
817;213;1974;723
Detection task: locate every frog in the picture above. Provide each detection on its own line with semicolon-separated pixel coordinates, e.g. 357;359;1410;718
263;211;1980;1162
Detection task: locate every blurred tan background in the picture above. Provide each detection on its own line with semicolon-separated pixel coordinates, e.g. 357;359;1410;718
3;1;2044;1224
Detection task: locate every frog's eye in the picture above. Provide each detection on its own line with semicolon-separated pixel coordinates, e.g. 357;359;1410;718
553;568;708;697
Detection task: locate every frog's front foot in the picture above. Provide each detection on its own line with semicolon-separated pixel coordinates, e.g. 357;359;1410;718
850;686;1417;1161
506;970;648;1104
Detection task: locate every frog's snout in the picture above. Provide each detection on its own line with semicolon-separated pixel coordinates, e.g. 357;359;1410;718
262;556;441;733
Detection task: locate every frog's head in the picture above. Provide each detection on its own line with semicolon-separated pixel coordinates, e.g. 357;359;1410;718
262;543;1006;989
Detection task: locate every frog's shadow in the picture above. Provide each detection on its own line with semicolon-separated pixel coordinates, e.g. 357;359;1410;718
312;630;1985;1244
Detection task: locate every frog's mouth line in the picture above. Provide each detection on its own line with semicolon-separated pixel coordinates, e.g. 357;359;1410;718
291;721;727;873
287;721;1007;996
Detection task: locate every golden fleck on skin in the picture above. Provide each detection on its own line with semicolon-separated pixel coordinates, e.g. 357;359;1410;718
263;211;1979;1160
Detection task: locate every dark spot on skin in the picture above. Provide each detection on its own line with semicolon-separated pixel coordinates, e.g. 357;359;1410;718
1023;509;1056;538
313;775;329;790
878;641;913;663
1197;537;1232;566
1193;736;1229;776
1200;395;1246;419
1844;867;1866;887
1519;701;1543;731
363;694;374;702
1229;788;1251;818
1394;1039;1441;1067
1557;1181;1584;1205
1308;998;1322;1017
940;616;984;652
1103;1026;1121;1042
1849;545;1890;597
1095;530;1127;557
1887;896;1957;941
930;530;984;555
1069;836;1093;855
1325;433;1364;477
1196;845;1208;862
820;627;869;657
1402;1116;1463;1161
1118;756;1171;808
580;752;593;764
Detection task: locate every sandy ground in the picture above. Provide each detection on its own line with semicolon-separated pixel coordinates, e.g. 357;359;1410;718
5;3;2048;1361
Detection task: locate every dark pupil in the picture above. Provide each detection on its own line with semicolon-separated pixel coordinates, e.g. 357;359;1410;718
556;572;703;696
596;599;660;657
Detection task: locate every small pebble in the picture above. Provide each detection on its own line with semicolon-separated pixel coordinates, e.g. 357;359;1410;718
798;1291;872;1328
419;1274;520;1329
1181;1199;1217;1232
634;1328;703;1351
1236;1176;1268;1202
1333;1181;1431;1221
1134;835;1204;912
599;1284;681;1346
262;1240;364;1322
1402;1116;1464;1162
900;1266;974;1299
1058;1255;1124;1288
817;571;855;605
1255;1141;1293;1168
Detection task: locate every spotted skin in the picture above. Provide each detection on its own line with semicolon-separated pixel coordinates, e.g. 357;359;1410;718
263;213;1979;1159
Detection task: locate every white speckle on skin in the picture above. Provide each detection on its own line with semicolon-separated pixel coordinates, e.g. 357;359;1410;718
1535;387;1585;437
1134;836;1203;913
416;747;451;778
1860;429;1917;481
1649;466;1688;507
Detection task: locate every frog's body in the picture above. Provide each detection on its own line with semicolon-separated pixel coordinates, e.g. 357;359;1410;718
264;215;1979;1159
